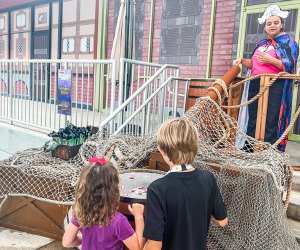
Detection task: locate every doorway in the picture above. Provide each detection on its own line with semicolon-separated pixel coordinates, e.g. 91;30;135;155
236;2;300;141
32;30;49;101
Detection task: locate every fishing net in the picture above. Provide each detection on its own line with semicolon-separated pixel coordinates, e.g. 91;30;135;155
0;132;157;205
0;96;298;249
185;97;298;250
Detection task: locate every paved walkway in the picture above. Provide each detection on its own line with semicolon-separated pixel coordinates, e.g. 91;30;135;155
0;123;56;249
0;122;300;249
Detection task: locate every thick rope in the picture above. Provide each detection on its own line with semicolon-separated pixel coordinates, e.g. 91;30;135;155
227;72;298;90
222;72;289;109
207;86;223;105
273;104;300;147
208;71;300;146
213;79;228;98
284;166;293;211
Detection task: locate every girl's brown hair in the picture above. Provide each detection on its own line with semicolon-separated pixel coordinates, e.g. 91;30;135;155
73;163;120;227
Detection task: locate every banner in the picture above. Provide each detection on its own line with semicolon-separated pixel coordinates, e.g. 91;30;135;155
57;69;72;115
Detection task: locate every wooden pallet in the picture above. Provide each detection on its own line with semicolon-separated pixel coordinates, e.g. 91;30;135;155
0;196;69;241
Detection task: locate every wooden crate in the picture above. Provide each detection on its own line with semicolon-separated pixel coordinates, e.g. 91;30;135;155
0;196;69;241
0;164;71;240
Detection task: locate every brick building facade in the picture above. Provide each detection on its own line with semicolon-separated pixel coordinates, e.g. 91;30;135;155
0;0;299;79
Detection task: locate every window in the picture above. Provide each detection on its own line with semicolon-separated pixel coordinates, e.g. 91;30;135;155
63;38;75;53
38;12;47;25
18;40;24;54
160;0;202;65
0;18;4;30
80;37;94;53
16;13;26;28
242;9;298;74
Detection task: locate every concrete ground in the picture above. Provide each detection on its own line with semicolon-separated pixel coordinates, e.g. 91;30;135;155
286;141;300;166
0;123;56;250
0;122;300;249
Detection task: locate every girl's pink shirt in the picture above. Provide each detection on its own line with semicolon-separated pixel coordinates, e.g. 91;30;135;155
251;44;281;76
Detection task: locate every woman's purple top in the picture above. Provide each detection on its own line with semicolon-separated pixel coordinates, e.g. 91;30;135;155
71;212;134;250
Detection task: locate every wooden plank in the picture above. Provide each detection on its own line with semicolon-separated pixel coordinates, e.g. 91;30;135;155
255;76;265;141
186;81;212;110
0;197;35;220
0;196;69;241
227;77;244;121
259;76;270;142
27;201;64;234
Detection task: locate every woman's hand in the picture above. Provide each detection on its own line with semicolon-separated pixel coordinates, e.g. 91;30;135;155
255;52;273;63
233;58;243;65
255;51;284;70
233;58;253;69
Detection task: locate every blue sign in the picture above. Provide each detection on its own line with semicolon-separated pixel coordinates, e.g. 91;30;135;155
57;69;72;115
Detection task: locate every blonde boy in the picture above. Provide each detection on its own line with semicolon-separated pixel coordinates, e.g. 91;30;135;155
143;118;228;250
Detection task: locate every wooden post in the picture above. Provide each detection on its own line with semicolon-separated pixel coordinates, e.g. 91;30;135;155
259;76;270;141
227;76;245;121
206;65;240;101
255;76;266;141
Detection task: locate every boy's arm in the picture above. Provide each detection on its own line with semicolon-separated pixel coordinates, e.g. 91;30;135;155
144;239;162;250
211;175;228;227
212;216;228;227
62;222;82;247
143;185;165;247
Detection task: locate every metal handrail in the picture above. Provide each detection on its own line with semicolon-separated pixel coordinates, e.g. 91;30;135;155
0;59;115;63
99;63;180;130
120;58;180;69
114;76;185;134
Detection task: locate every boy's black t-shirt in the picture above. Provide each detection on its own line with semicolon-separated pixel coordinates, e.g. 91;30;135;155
143;169;227;250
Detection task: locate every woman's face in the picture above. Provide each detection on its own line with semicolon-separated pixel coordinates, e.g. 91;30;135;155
264;15;283;38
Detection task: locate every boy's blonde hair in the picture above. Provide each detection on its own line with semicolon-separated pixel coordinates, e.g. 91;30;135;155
157;118;199;165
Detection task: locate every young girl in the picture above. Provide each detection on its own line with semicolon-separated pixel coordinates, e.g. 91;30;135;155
62;157;145;250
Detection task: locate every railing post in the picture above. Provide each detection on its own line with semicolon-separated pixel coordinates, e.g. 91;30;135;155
173;78;178;118
9;61;13;124
111;60;116;112
116;58;125;132
63;61;68;127
142;82;149;135
158;69;166;124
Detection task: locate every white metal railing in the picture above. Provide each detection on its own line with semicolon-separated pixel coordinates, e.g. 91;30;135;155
99;69;188;135
106;59;180;132
116;58;179;107
0;59;115;132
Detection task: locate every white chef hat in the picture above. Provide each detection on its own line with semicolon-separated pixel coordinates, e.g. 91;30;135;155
257;5;289;24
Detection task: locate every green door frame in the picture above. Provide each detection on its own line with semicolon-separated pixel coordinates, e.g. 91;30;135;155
236;0;300;141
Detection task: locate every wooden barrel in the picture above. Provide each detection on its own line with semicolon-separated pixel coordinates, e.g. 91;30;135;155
186;79;216;110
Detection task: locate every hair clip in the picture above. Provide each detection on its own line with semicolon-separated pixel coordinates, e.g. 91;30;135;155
88;156;106;165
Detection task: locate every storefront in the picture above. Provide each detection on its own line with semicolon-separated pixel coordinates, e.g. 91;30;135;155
0;0;96;60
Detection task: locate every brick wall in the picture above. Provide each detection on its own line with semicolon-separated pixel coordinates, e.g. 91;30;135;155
106;0;115;59
0;0;38;9
107;0;238;78
210;0;237;77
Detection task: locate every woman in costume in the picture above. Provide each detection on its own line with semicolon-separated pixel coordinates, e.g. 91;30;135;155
234;5;299;152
